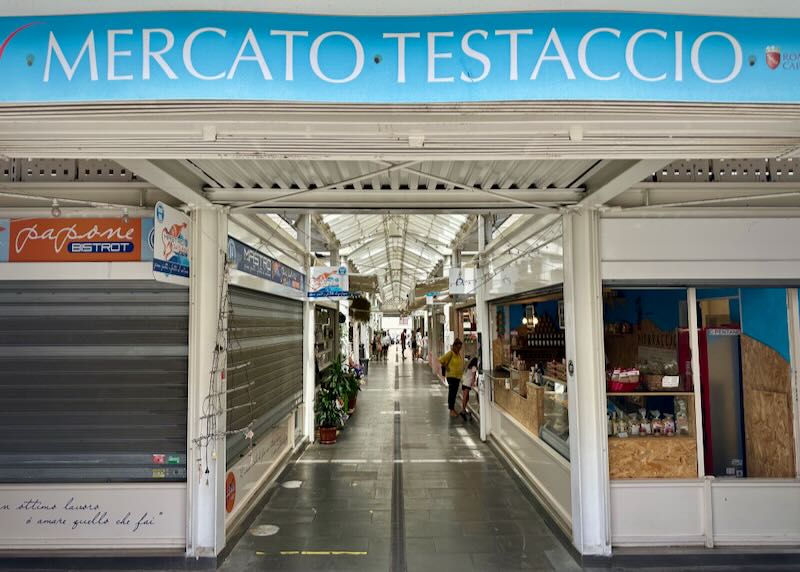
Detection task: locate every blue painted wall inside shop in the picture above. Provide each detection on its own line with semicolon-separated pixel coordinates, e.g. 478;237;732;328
740;288;790;362
603;289;686;332
509;304;525;328
509;301;560;328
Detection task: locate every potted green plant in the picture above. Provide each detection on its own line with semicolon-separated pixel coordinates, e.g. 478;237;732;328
323;357;352;412
345;368;362;414
315;385;344;444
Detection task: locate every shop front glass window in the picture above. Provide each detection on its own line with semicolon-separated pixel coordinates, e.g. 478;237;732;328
489;293;570;460
697;287;795;479
603;288;694;479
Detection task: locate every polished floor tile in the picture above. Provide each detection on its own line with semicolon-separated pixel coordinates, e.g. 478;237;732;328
219;354;583;572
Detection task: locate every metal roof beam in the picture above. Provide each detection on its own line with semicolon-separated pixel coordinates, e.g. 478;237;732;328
117;159;212;208
230;161;418;212
206;188;582;211
576;159;670;210
311;213;340;250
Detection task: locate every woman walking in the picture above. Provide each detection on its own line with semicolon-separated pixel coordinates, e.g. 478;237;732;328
439;339;465;418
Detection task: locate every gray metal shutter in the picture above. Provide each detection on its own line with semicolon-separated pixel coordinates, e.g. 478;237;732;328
0;280;188;483
226;286;302;467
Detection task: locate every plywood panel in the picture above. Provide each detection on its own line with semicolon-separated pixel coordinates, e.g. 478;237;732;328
740;335;796;478
608;436;697;479
493;379;543;436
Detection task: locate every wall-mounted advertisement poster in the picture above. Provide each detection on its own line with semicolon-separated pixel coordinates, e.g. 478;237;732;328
309;266;349;299
153;202;190;285
0;217;153;262
227;237;305;292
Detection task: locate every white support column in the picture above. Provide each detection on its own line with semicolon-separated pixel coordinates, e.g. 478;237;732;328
301;215;315;443
787;288;800;478
563;211;611;557
187;206;227;558
476;215;492;442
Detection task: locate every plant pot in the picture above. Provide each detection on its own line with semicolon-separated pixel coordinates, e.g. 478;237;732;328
319;426;337;444
348;393;357;414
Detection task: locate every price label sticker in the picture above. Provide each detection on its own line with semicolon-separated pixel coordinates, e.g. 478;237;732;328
662;376;680;388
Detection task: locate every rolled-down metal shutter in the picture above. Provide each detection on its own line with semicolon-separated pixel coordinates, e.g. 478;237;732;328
226;286;302;467
0;280;188;483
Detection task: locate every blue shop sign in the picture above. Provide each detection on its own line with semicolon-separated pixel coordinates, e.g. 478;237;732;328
0;11;798;103
227;237;305;292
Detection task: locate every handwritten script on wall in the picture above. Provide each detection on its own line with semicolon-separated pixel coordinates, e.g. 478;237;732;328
5;497;162;532
0;485;186;548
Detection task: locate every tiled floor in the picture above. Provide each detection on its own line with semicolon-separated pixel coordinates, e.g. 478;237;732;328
221;351;582;572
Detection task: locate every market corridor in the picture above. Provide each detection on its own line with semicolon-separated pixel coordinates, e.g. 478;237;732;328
219;353;581;572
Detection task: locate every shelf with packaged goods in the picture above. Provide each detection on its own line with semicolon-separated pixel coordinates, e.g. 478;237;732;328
607;391;695;397
607;391;697;479
608;434;694;441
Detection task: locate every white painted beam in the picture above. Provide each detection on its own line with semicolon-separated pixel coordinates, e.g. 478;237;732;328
577;159;670;210
117;159;212;208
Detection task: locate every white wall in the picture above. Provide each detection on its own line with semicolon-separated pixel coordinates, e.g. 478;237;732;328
486;239;564;301
0;484;186;550
712;480;800;545
600;218;800;281
610;480;706;546
0;262;153;281
224;415;293;533
490;405;572;533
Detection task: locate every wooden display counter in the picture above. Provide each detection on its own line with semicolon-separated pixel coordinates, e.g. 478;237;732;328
608;435;697;479
493;378;543;436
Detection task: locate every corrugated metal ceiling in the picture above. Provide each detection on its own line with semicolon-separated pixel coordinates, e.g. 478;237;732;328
189;158;596;191
188;158;590;310
323;213;468;309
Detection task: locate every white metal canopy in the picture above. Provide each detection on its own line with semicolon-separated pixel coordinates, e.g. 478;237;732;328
322;213;468;309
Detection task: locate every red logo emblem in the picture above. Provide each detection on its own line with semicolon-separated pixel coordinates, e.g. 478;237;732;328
225;472;236;513
766;46;781;70
0;22;40;61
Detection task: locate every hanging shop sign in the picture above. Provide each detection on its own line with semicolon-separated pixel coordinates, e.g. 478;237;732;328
0;12;798;104
0;217;153;262
449;267;477;295
226;236;305;291
309;266;349;299
153;202;190;285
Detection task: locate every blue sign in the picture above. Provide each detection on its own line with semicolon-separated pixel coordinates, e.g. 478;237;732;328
0;12;798;103
153;258;189;278
0;219;8;262
141;217;154;262
227;237;305;292
153;201;190;285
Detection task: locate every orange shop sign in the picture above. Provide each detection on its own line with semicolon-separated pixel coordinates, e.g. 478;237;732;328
6;218;148;262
